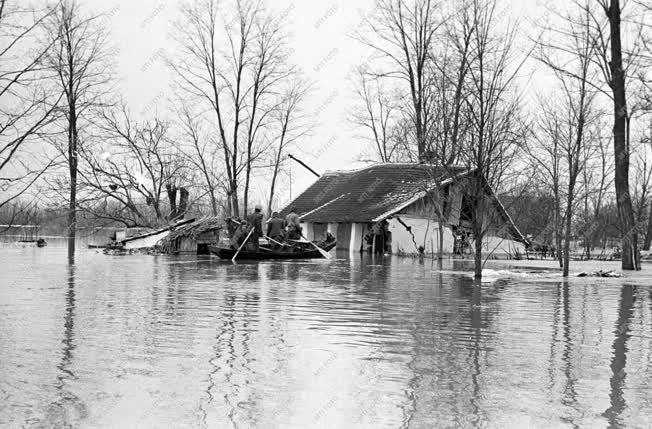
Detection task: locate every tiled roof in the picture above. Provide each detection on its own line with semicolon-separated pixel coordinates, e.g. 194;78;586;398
280;164;469;223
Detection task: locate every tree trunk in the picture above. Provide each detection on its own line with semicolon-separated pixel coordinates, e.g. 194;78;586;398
563;192;573;277
225;191;232;218
554;203;563;268
67;102;78;244
268;163;280;217
166;183;177;219
178;188;189;219
606;0;640;270
209;189;218;216
473;191;484;279
243;173;250;217
437;222;444;260
230;182;239;218
473;229;483;279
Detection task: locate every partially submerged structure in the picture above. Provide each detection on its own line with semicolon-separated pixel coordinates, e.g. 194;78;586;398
118;217;222;254
156;217;223;254
280;164;527;257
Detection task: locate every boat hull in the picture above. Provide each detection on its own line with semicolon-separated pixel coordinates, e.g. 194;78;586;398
208;241;336;260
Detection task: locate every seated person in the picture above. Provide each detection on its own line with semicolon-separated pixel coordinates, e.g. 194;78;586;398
267;212;287;245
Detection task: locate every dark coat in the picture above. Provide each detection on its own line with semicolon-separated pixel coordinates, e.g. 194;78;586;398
267;217;286;238
247;211;263;236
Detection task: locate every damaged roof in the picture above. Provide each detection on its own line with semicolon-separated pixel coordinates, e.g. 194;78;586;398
280;163;528;244
280;163;469;223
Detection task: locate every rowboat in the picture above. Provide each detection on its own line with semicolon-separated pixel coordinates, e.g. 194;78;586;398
208;239;336;260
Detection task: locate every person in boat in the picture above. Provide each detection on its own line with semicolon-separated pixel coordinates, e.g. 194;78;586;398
246;205;264;251
319;231;336;246
266;211;286;247
225;218;242;248
285;206;302;240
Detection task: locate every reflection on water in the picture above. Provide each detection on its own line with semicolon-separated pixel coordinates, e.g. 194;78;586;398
1;245;652;428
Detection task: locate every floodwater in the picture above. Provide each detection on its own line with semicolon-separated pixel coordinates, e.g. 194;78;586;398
1;239;652;428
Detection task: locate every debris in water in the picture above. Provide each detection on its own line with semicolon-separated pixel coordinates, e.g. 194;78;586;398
577;270;623;278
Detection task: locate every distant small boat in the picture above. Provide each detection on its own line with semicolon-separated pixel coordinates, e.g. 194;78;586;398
208;239;336;260
18;238;47;247
88;244;110;249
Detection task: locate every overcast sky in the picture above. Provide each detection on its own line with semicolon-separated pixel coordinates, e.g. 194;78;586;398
89;0;545;208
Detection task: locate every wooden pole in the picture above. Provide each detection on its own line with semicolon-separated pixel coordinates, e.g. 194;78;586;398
264;235;288;247
232;228;255;262
301;233;331;259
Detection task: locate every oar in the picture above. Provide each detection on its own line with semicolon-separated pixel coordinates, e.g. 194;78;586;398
301;233;332;259
232;227;255;262
264;235;289;247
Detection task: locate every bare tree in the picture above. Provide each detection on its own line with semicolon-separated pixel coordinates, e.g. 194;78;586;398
631;122;652;250
350;68;403;163
267;80;311;216
242;14;293;216
357;0;443;161
577;123;614;259
428;1;474;166
595;0;641;269
459;0;526;278
535;2;599;276
175;103;223;216
525;97;566;267
43;0;111;246
77;106;187;227
170;0;295;218
632;149;652;226
0;1;60;216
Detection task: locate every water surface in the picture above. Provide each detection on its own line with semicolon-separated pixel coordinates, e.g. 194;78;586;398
1;241;651;428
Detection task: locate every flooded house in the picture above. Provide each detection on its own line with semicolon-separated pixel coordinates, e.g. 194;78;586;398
281;164;527;257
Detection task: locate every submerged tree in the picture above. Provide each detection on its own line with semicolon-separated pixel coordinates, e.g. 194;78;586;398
43;0;112;244
170;0;297;218
534;2;600;276
597;0;641;270
459;0;526;278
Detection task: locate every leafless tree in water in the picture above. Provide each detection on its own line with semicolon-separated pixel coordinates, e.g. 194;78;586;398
534;2;600;276
593;0;643;269
457;0;527;279
42;0;112;243
170;0;297;218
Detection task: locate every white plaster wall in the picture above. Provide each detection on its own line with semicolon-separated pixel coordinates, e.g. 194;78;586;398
387;216;455;255
300;222;313;240
350;223;364;254
327;223;338;236
478;235;526;257
123;230;170;249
